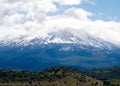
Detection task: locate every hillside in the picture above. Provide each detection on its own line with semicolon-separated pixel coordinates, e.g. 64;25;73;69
85;66;120;86
85;66;120;80
0;67;103;86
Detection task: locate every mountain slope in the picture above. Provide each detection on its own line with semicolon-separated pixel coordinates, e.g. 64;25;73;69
0;67;103;86
0;42;120;71
0;30;120;71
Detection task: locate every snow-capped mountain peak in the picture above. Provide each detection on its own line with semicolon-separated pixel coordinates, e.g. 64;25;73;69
0;29;116;51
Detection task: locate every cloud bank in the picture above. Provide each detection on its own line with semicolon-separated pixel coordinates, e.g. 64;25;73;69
0;0;120;46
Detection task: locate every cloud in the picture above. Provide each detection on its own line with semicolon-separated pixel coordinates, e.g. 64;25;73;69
56;0;82;5
83;0;96;5
0;0;120;46
64;7;93;21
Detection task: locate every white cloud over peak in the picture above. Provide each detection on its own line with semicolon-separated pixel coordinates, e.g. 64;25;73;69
0;0;120;46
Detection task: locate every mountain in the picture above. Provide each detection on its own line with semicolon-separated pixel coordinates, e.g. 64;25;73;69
0;30;120;71
0;67;103;86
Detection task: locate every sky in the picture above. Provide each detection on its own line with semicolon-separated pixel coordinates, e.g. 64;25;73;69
0;0;120;46
80;0;120;21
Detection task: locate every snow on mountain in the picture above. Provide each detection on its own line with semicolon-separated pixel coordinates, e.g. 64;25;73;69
0;29;117;51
